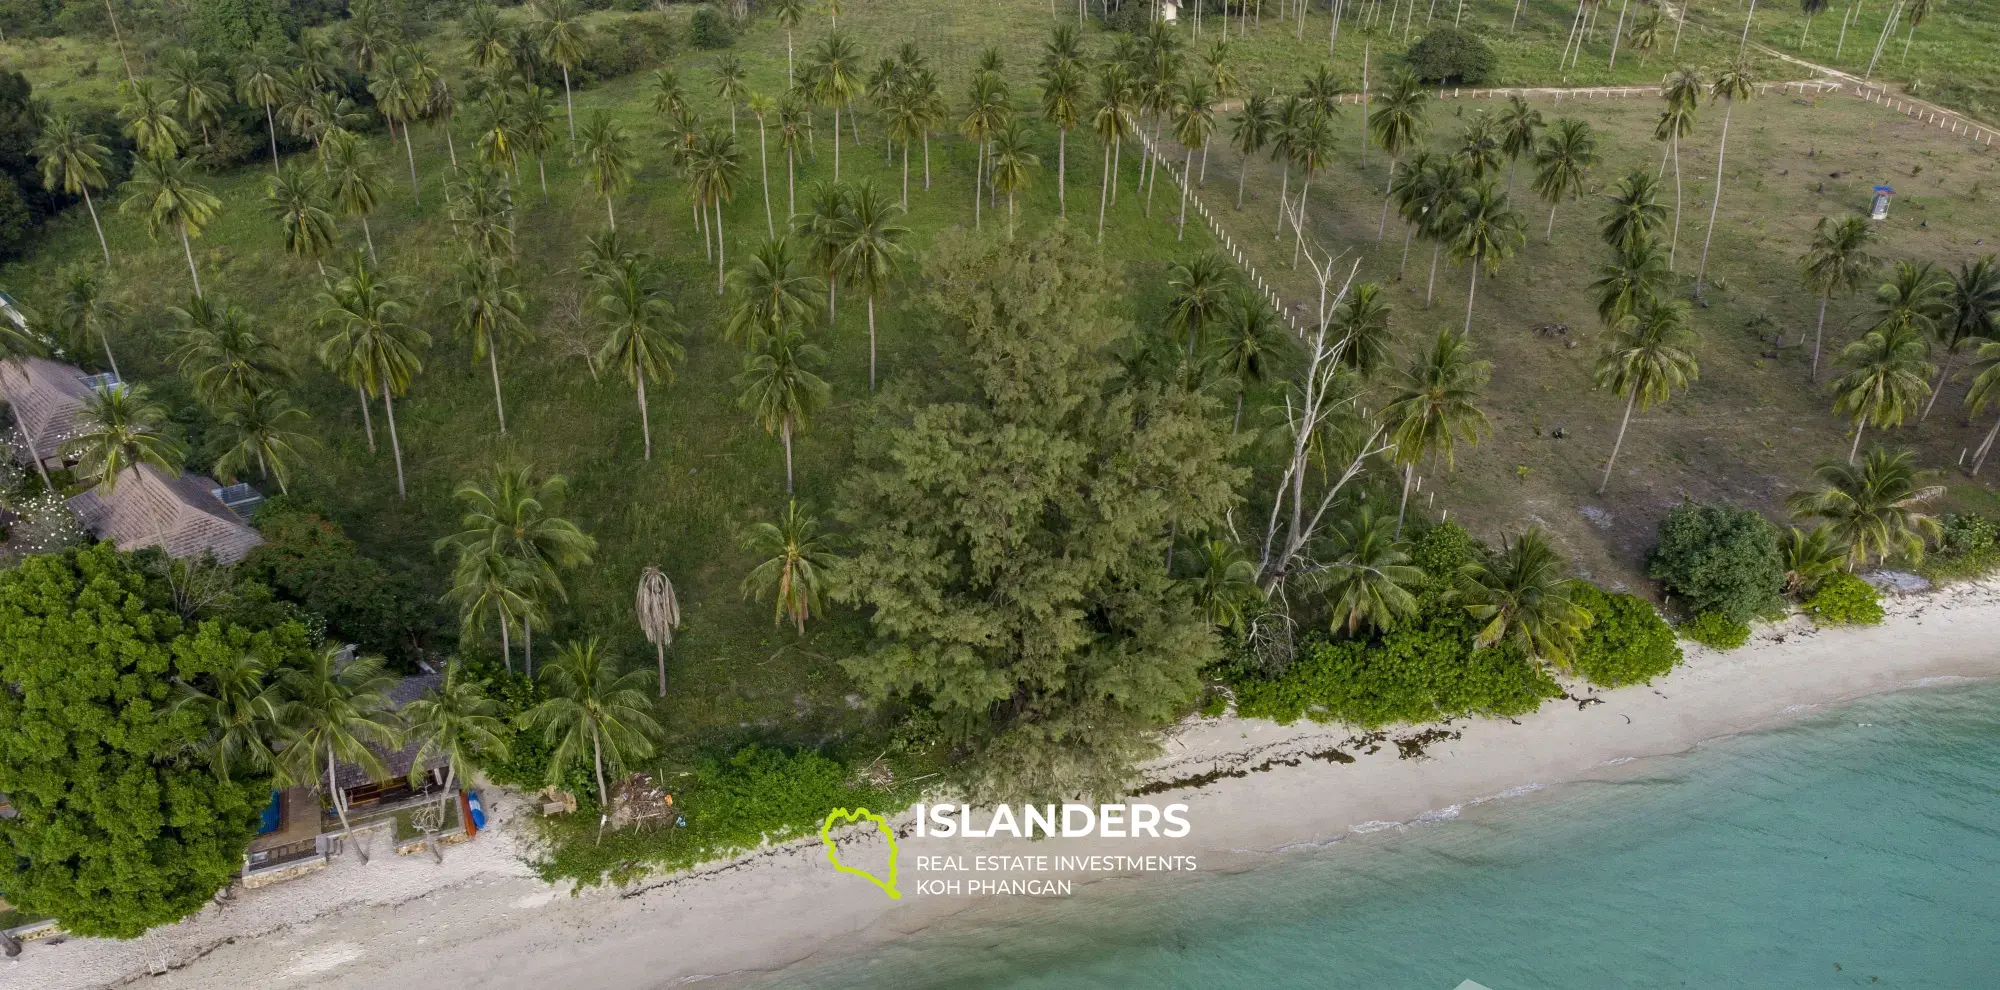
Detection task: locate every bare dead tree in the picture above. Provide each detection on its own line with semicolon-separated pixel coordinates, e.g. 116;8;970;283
635;566;681;697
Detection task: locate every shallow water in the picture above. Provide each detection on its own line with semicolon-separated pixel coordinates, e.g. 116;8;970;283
759;679;2000;989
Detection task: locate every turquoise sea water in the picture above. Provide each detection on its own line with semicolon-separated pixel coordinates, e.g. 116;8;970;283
761;681;2000;989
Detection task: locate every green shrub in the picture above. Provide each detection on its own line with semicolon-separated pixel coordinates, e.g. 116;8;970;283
240;498;441;669
1570;585;1682;687
1802;572;1885;626
1648;503;1785;623
1922;512;2000;583
1405;26;1497;85
1409;519;1481;584
689;4;735;48
1680;610;1750;650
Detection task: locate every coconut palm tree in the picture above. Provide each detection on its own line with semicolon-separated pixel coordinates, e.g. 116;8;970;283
803;180;851;323
449;165;518;261
120;154;222;297
1383;328;1491;533
1655;67;1703;269
440;463;595;671
1496;94;1544;197
1331;281;1396;379
1593;298;1700;494
748;92;778;236
1782;524;1848;594
516;89;560;197
1446;180;1526;336
961;70;1012;230
368;47;426;205
1600;169;1668;253
1284;110;1336;266
176;644;285;784
831;181;907;391
267;163;339;278
741;499;839;635
316;255;428;496
213;388;314;496
1167;253;1236;358
1590;235;1673;326
1092;64;1137;242
1798;0;1832;47
690;126;747;294
1182;539;1262;634
804;31;862;181
1229;89;1274;212
1040;62;1084;218
67;382;184;493
534;0;586;144
737;326;832;495
1213;287;1288;432
1531;117;1597;243
1457;527;1592;667
1456;115;1504;185
773;0;808;84
34;112;114;265
277;645;402;864
325;131;385;262
450;253;531;434
446;547;536;675
342;0;395;73
1320;504;1424;635
575;110;634;232
726;234;825;349
1413;154;1468;308
988;121;1040;240
1695;60;1756;301
118;79;187;161
168;294;289;409
1797;216;1880;382
0;321;53;489
401;660;507;859
1169;77;1216;242
592;257;686;462
1929;256;2000;420
51;268;124;380
523;639;663;815
161;51;229;148
635;566;682;697
1786;448;1943;568
884;82;927;209
777;92;810;217
1870;258;1952;381
1831;320;1934;464
470;88;522;177
712;54;749;134
1962;337;2000;473
1370;69;1430;242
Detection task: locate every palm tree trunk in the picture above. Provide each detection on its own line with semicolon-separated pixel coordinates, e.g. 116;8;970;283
782;418;795;494
401;119;422;205
488;345;507;434
1599;390;1637;494
429;764;457;862
1695;103;1734;301
1849;419;1866;464
607;195;616;232
18;427;52;491
1400;223;1416;276
1463;265;1479;335
1234;390;1246;433
1008;191;1017;240
1145;119;1163;216
1274;164;1290;240
1200;143;1210;186
1974;411;2000;474
445;126;458;168
901;141;910;208
362;216;377;263
1178;147;1193;241
833;103;842;182
103;0;133;81
974;142;984;228
382;385;407;500
562;65;576;146
180;224;203;298
538;156;548;198
1111;132;1123;207
1668;135;1683;270
1235;146;1249;209
524;618;533;678
788;146;798;217
1836;2;1853;58
83;186;109;266
715;200;727;295
356;384;376;453
787;30;794;85
867;295;878;391
328;750;366;864
1396;462;1415;535
637;374;653;461
1058;128;1068;217
656;640;668;697
265;103;280;173
1098;142;1112;242
1546;201;1559;242
1923;349;1957;421
759;119;775;237
498;602;512;674
1812;290;1831;382
591;726;609;813
1377;158;1397;242
1426;240;1441;306
1608;0;1629;68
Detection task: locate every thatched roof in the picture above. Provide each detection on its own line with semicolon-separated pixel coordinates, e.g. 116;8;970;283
67;463;264;565
0;358;96;465
335;673;444;792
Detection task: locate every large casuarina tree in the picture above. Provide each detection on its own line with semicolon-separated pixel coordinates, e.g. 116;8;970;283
835;227;1244;804
0;546;284;938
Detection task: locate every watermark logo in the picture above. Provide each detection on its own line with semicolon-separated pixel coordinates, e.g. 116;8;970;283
821;807;901;900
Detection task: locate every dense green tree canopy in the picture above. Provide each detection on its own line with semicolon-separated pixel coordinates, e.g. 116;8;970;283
0;544;296;938
836;227;1244;804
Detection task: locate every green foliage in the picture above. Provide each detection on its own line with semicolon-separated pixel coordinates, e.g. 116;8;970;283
1408;520;1481;584
1802;572;1885;626
0;544;286;938
1648;503;1786;623
191;0;286;53
531;744;912;888
239;498;440;668
689;4;736;49
1569;584;1682;687
1405;26;1498;86
469;660;600;809
1921;512;2000;583
836;227;1244;804
1679;610;1751;651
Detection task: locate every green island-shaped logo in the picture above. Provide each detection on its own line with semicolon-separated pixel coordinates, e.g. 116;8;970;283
821;807;901;899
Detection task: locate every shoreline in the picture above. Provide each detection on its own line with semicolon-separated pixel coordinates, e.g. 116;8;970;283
15;576;2000;989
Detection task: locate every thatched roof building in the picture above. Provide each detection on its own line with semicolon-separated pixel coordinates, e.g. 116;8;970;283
0;357;100;469
67;463;264;564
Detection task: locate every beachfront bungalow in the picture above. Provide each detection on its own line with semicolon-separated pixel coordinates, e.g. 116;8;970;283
0;357;105;472
66;463;265;565
331;672;451;814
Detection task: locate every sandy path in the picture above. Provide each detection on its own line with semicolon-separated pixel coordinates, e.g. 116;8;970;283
13;577;2000;989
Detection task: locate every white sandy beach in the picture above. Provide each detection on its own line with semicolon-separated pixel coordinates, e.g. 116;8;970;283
13;576;2000;990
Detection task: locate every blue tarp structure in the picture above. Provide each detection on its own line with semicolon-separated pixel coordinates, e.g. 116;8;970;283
257;790;282;835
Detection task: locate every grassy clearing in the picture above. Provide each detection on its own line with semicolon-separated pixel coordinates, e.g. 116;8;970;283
1194;79;2000;588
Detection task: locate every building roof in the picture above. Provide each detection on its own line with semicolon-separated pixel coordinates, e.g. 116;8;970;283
66;463;265;565
335;673;444;792
0;358;97;464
